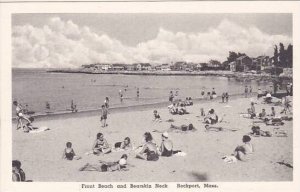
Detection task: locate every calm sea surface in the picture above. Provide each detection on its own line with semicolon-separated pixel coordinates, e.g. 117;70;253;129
12;68;272;116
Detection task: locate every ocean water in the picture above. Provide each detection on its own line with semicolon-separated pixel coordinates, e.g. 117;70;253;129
12;68;272;116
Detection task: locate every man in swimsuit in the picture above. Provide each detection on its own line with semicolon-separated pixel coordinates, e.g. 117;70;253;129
13;101;31;130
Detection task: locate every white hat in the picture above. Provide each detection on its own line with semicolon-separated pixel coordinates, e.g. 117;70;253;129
119;158;127;166
162;132;169;138
266;93;271;98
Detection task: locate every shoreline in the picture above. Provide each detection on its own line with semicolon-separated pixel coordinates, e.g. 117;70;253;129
46;68;293;80
13;93;253;122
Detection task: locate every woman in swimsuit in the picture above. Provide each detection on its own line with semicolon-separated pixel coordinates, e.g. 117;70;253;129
93;133;111;155
136;132;159;161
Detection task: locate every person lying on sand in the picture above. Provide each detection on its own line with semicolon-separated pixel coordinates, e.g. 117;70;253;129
234;135;254;161
136;132;159;161
79;154;128;172
62;142;81;160
21;117;50;133
204;124;239;132
178;103;189;115
170;123;196;132
204;109;218;124
114;137;133;151
93;133;111;155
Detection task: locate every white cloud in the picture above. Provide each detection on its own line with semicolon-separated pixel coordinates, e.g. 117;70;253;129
12;17;292;68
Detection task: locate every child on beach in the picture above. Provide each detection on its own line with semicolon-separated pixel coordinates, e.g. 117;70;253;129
247;102;256;118
271;107;276;117
62;142;81;160
233;135;254;161
153;110;162;121
93;133;111;155
79;154;128;172
114;137;133;151
100;105;108;127
119;90;123;102
200;108;205;116
136;132;159;161
168;103;178;115
12;160;26;182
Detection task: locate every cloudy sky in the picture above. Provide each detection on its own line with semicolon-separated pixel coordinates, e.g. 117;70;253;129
12;13;292;68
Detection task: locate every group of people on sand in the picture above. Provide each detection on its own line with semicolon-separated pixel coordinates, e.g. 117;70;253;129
168;100;190;115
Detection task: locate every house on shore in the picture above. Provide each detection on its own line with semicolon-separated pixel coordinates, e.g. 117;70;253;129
229;55;253;72
136;63;152;71
111;64;126;71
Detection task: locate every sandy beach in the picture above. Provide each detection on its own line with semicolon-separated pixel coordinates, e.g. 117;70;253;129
12;96;293;182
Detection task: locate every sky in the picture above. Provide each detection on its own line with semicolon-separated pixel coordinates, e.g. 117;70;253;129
12;13;292;68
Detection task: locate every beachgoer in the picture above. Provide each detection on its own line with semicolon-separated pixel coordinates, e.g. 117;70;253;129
212;88;216;98
71;100;77;112
207;92;211;100
233;135;254;161
271;107;276;117
248;102;256;118
46;101;50;110
119;90;123;102
221;93;225;103
136;132;159;161
153;110;161;121
93;133;111;155
169;91;174;102
281;97;292;114
104;97;109;109
178;103;188;115
249;86;252;94
62;142;81;160
200;108;205;116
264;93;272;103
115;137;133;150
100;105;108;127
245;86;248;98
137;88;140;98
170;123;196;132
257;88;262;99
225;92;229;103
201;89;205;98
258;109;266;119
158;132;173;157
168;103;178;115
12;160;26;182
79;154;128;172
188;97;193;105
204;109;218;124
13;101;31;130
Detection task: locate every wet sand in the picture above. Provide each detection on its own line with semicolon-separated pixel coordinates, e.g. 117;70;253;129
12;96;293;182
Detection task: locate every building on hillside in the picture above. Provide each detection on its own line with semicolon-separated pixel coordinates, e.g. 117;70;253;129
254;56;271;71
229;61;237;72
170;61;186;71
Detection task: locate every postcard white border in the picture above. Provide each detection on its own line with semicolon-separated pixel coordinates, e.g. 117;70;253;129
1;1;300;192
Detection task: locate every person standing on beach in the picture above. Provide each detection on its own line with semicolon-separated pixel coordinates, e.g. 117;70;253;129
244;86;248;98
104;97;109;109
100;105;108;127
249;86;252;95
169;91;174;102
225;92;229;103
119;90;123;102
13;101;31;130
137;88;140;98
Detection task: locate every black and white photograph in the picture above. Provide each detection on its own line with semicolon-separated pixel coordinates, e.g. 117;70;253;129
1;1;299;192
